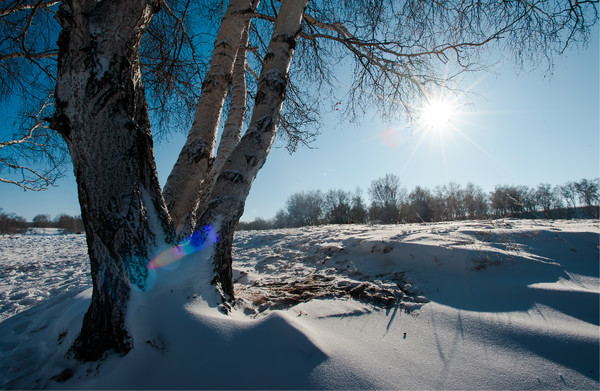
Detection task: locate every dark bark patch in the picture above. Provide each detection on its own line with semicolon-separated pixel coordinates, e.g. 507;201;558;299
254;90;267;106
66;259;133;361
254;115;275;137
221;170;246;185
67;321;132;362
263;52;274;64
49;113;72;139
232;7;255;16
214;40;234;52
183;138;212;164
57;331;68;345
201;73;233;94
55;3;72;67
122;255;149;291
244;154;259;168
256;69;288;105
272;32;299;50
50;368;73;383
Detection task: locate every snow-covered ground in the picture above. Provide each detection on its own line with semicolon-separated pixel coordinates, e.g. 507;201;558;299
0;219;598;389
0;229;89;322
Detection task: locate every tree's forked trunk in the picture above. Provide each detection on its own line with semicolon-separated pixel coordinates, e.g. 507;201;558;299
163;0;258;238
195;23;252;223
50;0;307;360
197;0;309;302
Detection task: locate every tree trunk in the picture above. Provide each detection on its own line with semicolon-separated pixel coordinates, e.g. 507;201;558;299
195;24;251;221
163;0;257;237
213;26;250;174
197;0;309;301
51;0;174;361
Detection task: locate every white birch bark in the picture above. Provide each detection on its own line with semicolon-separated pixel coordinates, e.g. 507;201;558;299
162;0;256;236
191;25;251;235
197;0;309;300
213;26;250;176
51;0;173;361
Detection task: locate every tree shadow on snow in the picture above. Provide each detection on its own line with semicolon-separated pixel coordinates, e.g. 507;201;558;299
394;229;599;381
398;230;599;318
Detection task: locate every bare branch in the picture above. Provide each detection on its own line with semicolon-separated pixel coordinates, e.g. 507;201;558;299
0;50;57;61
0;92;67;191
0;0;59;18
141;0;209;137
291;0;598;121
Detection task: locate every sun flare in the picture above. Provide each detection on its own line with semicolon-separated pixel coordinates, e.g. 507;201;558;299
418;98;456;132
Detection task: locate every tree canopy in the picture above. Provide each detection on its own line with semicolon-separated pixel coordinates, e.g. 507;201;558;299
1;1;597;191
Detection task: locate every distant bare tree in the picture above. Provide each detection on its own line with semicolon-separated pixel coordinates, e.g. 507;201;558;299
273;208;291;229
490;185;528;217
369;174;404;223
432;183;467;221
349;188;368;224
32;214;51;227
323;189;352;224
559;181;579;217
0;209;26;234
534;183;559;217
463;183;488;220
238;217;274;231
54;213;84;233
575;178;600;207
520;186;538;214
407;186;435;222
575;178;600;217
281;190;324;227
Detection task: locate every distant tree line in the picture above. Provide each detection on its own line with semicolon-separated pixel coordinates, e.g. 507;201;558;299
238;176;599;230
0;210;28;234
0;210;84;234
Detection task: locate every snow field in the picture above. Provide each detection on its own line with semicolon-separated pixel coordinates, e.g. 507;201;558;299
0;231;89;321
0;219;598;389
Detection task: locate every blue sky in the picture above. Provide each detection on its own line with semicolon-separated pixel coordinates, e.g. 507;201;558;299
1;27;598;222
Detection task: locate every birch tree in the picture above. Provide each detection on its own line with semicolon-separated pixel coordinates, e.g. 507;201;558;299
0;0;597;362
49;0;177;361
165;0;597;308
196;0;309;298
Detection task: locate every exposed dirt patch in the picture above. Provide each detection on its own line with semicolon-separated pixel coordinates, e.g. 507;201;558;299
236;270;428;316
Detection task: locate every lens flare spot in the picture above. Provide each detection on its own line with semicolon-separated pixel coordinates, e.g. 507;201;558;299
381;127;402;148
147;225;218;270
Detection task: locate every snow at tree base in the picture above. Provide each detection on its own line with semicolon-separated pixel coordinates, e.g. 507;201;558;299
0;219;598;389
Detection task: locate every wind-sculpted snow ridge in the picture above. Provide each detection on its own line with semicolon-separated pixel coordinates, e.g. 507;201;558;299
0;220;598;390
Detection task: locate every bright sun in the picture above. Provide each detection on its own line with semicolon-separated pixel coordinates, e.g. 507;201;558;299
419;98;456;132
